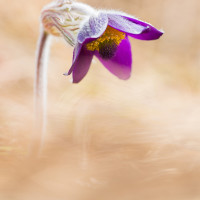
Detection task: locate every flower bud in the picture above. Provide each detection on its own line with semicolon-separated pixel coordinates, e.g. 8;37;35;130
41;0;95;46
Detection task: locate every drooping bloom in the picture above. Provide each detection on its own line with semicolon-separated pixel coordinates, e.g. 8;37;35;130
34;1;163;154
65;11;163;83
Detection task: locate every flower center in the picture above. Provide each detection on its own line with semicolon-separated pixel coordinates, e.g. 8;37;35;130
86;26;125;58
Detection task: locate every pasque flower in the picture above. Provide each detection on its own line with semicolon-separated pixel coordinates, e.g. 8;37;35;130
34;1;163;155
65;11;163;83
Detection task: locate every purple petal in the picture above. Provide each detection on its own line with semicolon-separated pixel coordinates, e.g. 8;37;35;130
71;47;94;83
66;42;83;75
95;37;132;80
107;13;163;40
77;13;108;44
107;14;147;35
124;15;163;40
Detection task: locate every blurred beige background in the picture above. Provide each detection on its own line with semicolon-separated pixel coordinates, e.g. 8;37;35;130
0;0;200;199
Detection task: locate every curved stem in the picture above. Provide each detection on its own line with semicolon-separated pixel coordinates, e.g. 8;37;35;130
31;28;51;156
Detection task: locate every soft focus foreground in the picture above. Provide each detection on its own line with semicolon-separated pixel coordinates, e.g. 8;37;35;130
0;0;200;199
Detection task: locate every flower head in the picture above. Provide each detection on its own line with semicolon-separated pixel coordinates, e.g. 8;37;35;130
65;11;163;83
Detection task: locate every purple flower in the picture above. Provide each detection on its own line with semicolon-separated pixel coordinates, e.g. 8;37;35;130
65;11;163;83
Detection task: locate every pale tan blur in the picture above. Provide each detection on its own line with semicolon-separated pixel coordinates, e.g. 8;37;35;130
0;0;200;199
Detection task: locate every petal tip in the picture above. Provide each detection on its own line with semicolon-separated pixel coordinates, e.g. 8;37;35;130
157;29;164;39
118;73;131;80
160;29;165;35
72;78;80;84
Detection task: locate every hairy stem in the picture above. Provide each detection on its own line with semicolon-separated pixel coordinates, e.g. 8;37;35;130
31;28;51;156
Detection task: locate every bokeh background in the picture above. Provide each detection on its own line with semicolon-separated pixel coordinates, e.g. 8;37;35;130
0;0;200;199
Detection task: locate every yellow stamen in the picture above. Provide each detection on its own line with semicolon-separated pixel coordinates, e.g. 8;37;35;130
86;26;125;51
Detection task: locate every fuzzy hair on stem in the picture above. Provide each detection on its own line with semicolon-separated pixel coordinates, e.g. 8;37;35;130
31;27;51;156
